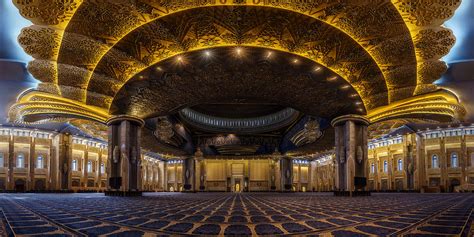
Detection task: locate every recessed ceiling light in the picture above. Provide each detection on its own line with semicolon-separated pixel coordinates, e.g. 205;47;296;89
204;50;211;57
327;76;337;81
235;47;243;56
266;51;273;58
313;66;322;72
340;85;350;89
292;59;299;64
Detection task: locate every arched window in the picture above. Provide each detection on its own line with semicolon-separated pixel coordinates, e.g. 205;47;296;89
72;159;77;171
432;155;439;168
0;153;4;167
451;152;458;168
100;163;105;174
16;153;24;168
397;159;403;171
87;161;92;173
383;161;388;173
371;163;375;174
37;155;43;169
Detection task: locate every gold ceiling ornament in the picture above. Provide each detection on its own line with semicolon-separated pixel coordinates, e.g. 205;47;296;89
14;0;84;95
367;90;465;124
11;0;463;125
367;118;428;140
69;119;108;140
391;0;461;94
9;91;110;124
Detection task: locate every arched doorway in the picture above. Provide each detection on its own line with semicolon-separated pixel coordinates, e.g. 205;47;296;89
449;178;461;192
35;179;46;191
15;179;25;192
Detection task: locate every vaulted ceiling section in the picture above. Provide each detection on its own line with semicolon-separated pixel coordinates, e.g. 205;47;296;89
9;0;465;127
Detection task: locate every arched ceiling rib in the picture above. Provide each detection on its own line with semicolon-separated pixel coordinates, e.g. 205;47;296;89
11;0;464;125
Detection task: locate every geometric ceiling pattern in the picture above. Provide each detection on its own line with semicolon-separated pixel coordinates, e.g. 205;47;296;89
9;0;465;125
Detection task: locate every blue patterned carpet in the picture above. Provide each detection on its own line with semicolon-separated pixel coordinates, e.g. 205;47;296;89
0;192;473;236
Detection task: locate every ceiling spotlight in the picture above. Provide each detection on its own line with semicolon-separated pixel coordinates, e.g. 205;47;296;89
349;93;358;98
313;66;322;72
327;76;338;81
155;66;163;71
139;75;144;79
355;101;362;105
292;59;299;64
204;50;211;57
340;85;350;89
176;56;183;62
357;108;364;112
235;47;243;56
266;51;273;58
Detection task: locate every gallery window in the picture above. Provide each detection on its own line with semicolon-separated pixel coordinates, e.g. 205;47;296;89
37;155;43;169
87;161;92;173
397;159;403;171
100;163;105;174
383;161;388;173
371;163;375;174
0;153;4;167
16;153;24;168
432;155;439;168
72;159;78;171
451;152;458;168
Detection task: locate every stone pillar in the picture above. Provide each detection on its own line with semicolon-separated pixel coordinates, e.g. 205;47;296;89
183;157;196;192
415;133;426;190
7;134;14;190
106;115;144;196
406;142;415;190
332;115;369;194
83;148;89;188
28;137;35;190
270;158;278;191
98;149;103;189
461;134;467;185
163;161;168;191
49;136;57;190
440;136;447;191
58;133;72;190
280;156;293;191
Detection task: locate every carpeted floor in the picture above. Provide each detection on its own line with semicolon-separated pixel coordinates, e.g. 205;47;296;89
0;192;472;236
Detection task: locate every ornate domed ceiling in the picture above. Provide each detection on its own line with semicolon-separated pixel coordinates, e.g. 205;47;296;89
6;0;467;157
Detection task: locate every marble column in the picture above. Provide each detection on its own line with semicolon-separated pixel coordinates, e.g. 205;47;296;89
280;156;293;191
106;115;144;195
28;137;35;190
332;115;369;193
83;148;89;188
183;157;196;192
98;149;103;189
58;133;72;190
163;161;168;191
7;134;14;190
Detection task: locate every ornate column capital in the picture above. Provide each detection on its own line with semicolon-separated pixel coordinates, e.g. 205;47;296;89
106;115;145;127
331;114;370;127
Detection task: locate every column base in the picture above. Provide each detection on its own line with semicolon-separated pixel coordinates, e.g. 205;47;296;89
105;190;142;197
333;191;371;197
